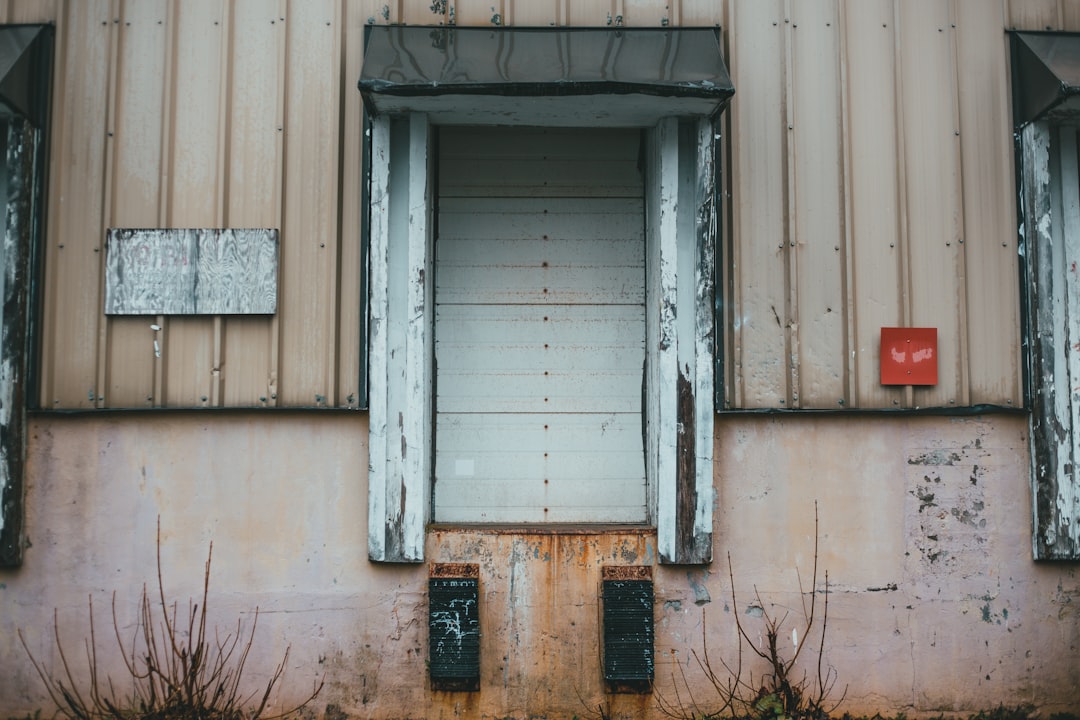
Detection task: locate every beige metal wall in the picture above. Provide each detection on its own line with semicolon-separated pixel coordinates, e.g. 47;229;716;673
12;0;1078;410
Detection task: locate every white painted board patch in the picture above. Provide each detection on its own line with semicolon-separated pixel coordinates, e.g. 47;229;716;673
104;228;278;315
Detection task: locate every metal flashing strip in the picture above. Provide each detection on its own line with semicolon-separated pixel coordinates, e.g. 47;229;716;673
359;26;734;126
1011;31;1080;128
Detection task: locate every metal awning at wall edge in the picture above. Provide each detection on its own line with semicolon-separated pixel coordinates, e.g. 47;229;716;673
0;24;52;127
358;25;734;127
1010;31;1080;128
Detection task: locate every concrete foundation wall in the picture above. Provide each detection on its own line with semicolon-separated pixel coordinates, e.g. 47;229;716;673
1;412;1077;718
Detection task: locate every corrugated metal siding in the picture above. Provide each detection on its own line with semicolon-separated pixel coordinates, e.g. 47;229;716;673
723;0;1023;410
18;0;1078;409
32;0;357;409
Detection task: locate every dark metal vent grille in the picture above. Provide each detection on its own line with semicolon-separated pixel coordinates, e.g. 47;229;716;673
602;578;654;684
428;577;480;690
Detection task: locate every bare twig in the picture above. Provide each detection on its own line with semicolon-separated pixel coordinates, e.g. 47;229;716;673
655;501;847;720
20;517;323;720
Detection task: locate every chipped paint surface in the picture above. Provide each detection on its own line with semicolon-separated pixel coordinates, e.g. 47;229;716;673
1022;121;1080;558
651;118;716;564
367;116;431;562
3;413;1079;718
104;228;278;315
0;120;37;566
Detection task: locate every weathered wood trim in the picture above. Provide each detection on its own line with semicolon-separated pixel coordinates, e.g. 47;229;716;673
1024;121;1080;559
654;118;716;565
401;112;432;560
367;114;391;562
1060;126;1080;557
687;118;716;563
0;120;38;566
652;118;680;564
367;114;431;562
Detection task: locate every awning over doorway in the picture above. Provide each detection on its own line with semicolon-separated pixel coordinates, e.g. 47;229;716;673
358;26;734;126
0;24;52;128
1011;31;1080;128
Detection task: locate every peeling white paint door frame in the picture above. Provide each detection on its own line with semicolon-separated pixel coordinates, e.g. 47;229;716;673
367;114;716;564
367;114;433;563
1021;120;1080;560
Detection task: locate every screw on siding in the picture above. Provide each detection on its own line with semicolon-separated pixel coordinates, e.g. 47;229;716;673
201;396;208;402
260;396;268;403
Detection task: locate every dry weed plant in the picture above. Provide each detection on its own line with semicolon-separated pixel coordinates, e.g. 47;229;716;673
20;520;322;720
658;503;846;720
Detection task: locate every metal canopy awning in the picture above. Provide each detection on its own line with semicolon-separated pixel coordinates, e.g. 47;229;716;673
0;24;52;127
1011;31;1080;128
358;26;734;126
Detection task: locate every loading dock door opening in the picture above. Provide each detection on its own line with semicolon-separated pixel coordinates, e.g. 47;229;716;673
433;126;647;523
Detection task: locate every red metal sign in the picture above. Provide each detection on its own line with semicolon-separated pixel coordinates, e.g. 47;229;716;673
880;327;938;386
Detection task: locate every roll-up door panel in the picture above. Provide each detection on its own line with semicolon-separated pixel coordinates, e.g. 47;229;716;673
434;127;645;524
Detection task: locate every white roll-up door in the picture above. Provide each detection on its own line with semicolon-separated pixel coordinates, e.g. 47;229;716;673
434;127;646;523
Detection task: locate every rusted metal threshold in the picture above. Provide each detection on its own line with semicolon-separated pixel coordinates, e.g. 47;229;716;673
427;524;658;536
